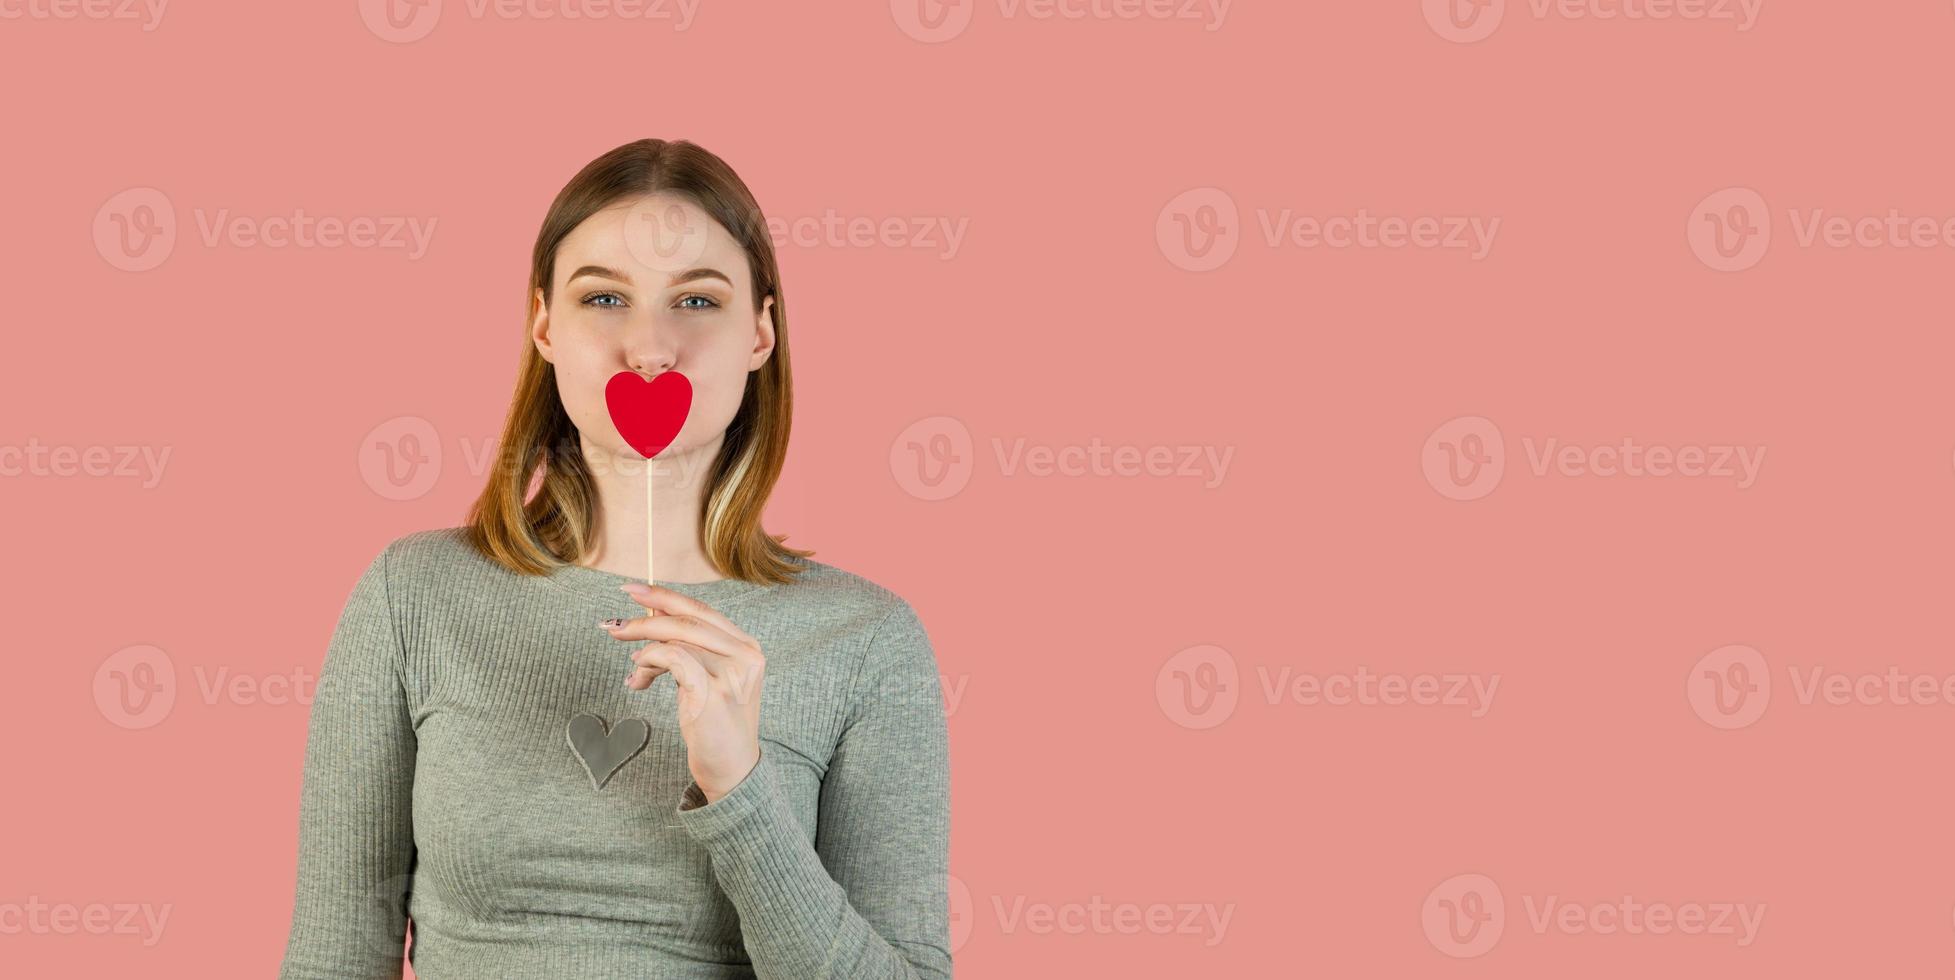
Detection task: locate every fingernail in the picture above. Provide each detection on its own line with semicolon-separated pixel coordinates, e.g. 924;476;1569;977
620;583;651;596
598;618;625;629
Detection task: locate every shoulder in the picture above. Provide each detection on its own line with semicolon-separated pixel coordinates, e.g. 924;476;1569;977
373;525;485;571
768;556;936;676
356;526;507;604
767;554;926;635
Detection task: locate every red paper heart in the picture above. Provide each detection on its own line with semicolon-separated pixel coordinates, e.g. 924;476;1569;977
604;370;693;459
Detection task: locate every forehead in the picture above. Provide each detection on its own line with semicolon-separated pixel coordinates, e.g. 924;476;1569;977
556;192;749;289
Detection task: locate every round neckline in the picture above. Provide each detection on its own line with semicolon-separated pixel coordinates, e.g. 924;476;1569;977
542;560;769;606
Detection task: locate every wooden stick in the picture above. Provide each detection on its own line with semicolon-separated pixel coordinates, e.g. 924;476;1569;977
646;456;655;587
656;453;664;582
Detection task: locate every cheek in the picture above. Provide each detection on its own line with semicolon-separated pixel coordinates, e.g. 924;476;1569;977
550;320;630;396
548;334;619;433
681;376;744;436
679;352;756;435
550;315;611;364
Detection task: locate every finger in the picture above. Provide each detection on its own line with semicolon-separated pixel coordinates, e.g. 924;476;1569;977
624;659;667;690
631;640;723;679
632;642;710;693
604;610;751;667
649;644;767;703
619;584;759;648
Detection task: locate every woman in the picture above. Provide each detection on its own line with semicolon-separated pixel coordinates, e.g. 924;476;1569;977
278;139;951;979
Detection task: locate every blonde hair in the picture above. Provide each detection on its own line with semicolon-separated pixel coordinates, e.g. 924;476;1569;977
463;138;811;584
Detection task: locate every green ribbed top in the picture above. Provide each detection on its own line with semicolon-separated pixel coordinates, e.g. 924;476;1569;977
277;527;950;979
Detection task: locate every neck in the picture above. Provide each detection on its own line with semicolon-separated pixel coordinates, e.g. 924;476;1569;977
577;432;725;584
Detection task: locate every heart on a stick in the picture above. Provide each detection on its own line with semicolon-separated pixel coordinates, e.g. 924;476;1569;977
605;370;692;459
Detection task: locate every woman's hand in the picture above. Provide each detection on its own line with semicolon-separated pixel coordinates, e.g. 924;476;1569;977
601;583;764;803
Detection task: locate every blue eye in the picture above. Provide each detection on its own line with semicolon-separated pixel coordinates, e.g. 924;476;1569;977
581;292;719;310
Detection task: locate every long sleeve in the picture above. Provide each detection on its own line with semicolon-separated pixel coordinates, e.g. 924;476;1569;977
674;597;952;979
279;545;419;979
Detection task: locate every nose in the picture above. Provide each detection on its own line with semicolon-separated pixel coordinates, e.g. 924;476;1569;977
621;326;678;377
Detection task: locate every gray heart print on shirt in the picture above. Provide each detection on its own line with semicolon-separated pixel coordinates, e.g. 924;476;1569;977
566;712;651;791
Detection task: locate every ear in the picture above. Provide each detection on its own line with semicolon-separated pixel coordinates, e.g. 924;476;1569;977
529;287;555;363
748;293;777;371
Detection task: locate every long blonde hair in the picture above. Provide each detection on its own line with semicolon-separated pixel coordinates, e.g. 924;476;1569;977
463;138;811;584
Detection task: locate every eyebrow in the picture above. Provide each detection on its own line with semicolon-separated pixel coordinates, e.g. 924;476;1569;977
566;265;733;289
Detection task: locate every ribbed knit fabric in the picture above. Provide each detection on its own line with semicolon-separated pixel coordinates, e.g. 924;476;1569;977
276;527;951;979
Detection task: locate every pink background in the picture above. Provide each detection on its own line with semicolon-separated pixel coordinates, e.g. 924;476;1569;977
6;0;1955;975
